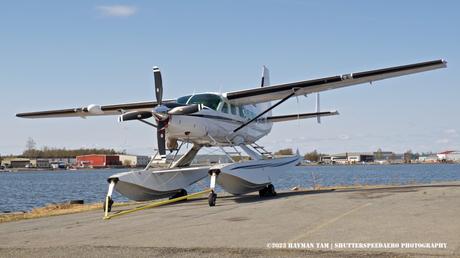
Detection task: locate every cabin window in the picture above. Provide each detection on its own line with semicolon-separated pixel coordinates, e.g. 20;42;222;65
221;103;229;113
187;94;222;110
239;106;245;118
238;106;256;119
230;104;238;115
243;108;256;119
176;95;192;104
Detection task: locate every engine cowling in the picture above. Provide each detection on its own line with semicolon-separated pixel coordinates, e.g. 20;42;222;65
118;111;153;122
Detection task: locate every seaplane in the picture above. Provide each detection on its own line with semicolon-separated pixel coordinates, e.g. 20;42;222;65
16;59;447;210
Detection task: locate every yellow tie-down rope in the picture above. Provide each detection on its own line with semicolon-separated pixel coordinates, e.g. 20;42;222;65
103;188;212;220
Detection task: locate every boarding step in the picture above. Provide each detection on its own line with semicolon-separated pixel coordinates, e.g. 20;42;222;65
224;152;241;155
250;143;273;158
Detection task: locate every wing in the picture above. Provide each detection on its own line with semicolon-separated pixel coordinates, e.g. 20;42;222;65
224;59;447;105
267;111;339;123
16;100;175;119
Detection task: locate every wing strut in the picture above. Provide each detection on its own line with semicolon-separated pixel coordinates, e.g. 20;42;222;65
233;89;298;133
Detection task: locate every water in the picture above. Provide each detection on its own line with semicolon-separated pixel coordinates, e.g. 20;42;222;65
1;164;460;212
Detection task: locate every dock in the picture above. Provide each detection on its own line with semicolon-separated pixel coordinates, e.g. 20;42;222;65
1;183;459;257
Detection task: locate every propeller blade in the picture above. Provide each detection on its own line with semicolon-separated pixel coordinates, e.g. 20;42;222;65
157;120;167;156
118;111;153;122
168;104;203;115
153;66;163;106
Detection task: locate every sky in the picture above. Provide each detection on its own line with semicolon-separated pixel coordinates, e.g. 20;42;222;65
1;0;459;156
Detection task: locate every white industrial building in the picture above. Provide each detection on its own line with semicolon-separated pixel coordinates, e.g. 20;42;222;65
437;151;460;162
321;152;374;164
118;155;150;167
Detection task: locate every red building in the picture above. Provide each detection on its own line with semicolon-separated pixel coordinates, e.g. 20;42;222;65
76;155;121;168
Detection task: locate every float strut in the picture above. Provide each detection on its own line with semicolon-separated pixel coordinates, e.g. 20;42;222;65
208;170;219;207
104;180;116;217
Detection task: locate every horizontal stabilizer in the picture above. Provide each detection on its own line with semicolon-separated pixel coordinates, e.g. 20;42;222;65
267;111;339;123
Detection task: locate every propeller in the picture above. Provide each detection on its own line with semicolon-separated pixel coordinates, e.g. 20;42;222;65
150;68;205;157
152;67;168;157
153;66;163;106
118;66;204;158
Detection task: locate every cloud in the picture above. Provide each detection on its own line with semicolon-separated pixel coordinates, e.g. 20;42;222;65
338;134;350;140
436;138;450;144
96;5;137;17
444;129;458;137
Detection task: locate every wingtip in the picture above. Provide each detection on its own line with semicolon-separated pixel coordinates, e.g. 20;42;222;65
441;59;448;67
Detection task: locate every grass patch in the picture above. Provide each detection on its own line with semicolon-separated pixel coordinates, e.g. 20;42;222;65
0;202;103;223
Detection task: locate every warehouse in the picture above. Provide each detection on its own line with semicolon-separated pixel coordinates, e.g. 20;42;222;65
321;152;375;164
1;158;31;168
76;155;121;168
118;155;150;167
30;159;50;168
437;150;460;162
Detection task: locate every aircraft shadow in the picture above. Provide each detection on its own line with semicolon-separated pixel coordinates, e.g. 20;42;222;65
227;189;336;204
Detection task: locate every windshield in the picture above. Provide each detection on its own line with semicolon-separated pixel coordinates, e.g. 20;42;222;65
176;95;192;104
187;94;222;110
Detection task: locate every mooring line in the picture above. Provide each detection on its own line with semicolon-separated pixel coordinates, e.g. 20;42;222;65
103;189;212;220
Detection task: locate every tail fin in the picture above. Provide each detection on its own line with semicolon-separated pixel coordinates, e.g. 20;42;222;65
259;66;272;117
261;65;270;87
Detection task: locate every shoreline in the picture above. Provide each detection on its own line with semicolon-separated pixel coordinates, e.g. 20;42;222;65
1;161;459;173
2;181;459;224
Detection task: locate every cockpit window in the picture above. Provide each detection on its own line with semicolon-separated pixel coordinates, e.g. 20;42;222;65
176;95;192;104
187;94;222;110
221;103;229;113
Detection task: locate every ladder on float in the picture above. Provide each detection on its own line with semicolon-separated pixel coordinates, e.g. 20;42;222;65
207;135;242;163
250;142;273;159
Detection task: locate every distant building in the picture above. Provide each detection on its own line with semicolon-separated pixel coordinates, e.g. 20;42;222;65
118;155;150;167
321;152;374;164
347;152;374;163
418;155;438;163
437;151;460;162
373;151;405;164
30;159;50;168
48;157;76;166
76;154;121;168
1;158;31;168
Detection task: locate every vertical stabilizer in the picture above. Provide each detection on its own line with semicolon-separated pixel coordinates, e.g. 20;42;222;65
259;65;272;118
261;65;270;87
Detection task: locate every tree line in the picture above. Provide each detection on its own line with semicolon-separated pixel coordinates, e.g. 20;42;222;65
21;147;124;159
274;148;322;162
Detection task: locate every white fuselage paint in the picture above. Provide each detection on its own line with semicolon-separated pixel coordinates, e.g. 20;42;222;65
166;93;273;146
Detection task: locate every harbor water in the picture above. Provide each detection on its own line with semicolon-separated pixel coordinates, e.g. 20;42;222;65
1;164;460;212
